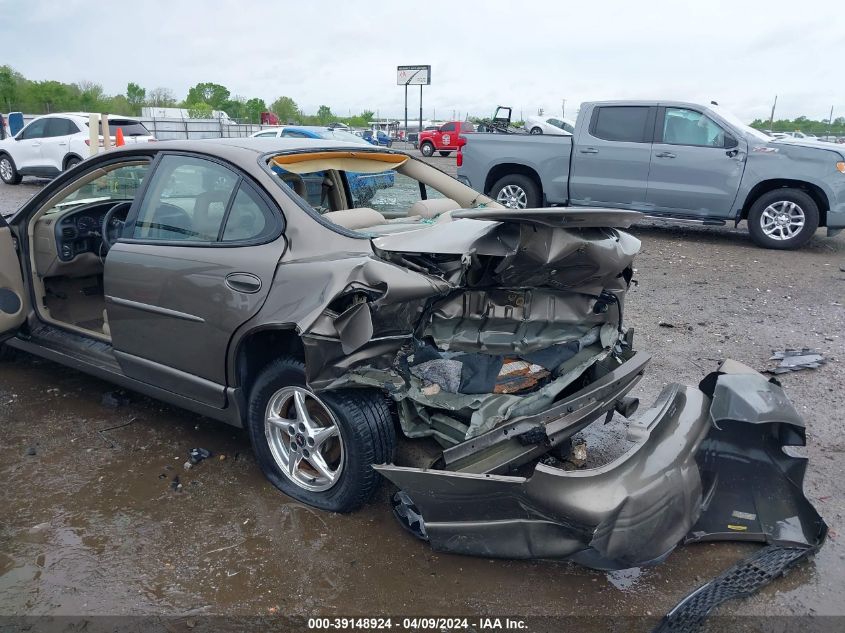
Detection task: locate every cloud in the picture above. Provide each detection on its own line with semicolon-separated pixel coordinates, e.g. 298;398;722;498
0;0;840;122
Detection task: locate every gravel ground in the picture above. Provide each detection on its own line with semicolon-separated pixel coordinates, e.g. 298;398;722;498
1;150;844;630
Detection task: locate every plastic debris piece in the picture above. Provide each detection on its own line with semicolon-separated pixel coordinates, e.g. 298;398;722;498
493;359;550;394
768;348;825;374
189;447;212;465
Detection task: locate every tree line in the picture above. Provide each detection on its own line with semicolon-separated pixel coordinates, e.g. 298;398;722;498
0;66;375;127
750;116;845;136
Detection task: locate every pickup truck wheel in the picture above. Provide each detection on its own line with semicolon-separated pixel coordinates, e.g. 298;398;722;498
0;155;22;185
747;189;819;250
438;151;451;157
420;142;434;157
490;174;540;209
247;357;396;513
530;127;543;135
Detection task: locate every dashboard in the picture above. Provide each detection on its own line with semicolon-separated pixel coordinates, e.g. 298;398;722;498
54;201;119;261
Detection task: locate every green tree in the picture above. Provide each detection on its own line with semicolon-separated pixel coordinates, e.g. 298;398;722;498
244;97;267;124
0;65;24;111
126;82;146;115
185;82;230;110
187;102;213;118
27;80;74;113
316;104;333;124
270;96;300;123
76;80;106;112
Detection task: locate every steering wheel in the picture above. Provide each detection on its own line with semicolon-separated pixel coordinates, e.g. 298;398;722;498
101;201;132;251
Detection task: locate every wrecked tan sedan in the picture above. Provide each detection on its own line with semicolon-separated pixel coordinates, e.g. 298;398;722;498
0;139;825;574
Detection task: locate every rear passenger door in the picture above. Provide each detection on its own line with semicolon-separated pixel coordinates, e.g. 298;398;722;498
104;153;285;407
41;117;77;171
569;105;656;209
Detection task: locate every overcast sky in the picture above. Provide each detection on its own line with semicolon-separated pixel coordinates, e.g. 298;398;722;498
2;0;842;123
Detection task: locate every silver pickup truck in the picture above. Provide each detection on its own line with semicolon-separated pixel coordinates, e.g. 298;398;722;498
457;101;845;249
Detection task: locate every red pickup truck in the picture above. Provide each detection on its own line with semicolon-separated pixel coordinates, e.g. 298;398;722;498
418;121;475;157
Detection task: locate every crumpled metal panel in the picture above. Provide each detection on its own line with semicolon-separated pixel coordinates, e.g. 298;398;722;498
376;363;827;570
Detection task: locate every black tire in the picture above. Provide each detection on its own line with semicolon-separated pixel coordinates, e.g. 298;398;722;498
247;357;396;513
64;156;81;171
489;173;541;209
420;142;434;157
0;154;22;185
747;188;819;250
438;151;452;157
530;127;543;135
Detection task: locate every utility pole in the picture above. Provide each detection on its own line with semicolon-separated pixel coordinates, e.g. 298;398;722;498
562;99;566;120
769;95;777;131
828;105;835;137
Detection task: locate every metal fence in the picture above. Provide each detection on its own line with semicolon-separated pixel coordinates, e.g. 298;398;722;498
18;114;274;140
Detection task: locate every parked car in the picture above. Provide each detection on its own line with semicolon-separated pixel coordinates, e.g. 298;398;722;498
418;121;475;157
362;129;392;147
0;137;824;571
457;100;845;249
251;126;395;202
0;113;155;184
524;114;575;135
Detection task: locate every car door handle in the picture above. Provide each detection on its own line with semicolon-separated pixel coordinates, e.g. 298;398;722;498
58;142;67;146
580;147;599;154
655;151;676;158
31;142;41;147
225;272;262;294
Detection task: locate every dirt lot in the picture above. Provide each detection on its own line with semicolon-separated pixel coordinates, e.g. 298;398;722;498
2;152;844;630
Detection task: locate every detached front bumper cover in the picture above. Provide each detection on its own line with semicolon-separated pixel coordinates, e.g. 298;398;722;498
376;359;827;571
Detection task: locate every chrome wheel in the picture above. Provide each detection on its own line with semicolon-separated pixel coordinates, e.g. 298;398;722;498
0;158;12;181
760;201;805;241
264;386;344;493
496;184;528;209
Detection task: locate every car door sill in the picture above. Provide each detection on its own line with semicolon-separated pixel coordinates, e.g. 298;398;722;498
6;331;243;427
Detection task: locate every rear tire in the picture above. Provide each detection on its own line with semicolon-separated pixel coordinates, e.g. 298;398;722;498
420;142;434;157
0;155;22;185
64;156;81;171
490;174;541;209
530;127;543;135
247;357;396;513
747;188;819;250
438;151;451;157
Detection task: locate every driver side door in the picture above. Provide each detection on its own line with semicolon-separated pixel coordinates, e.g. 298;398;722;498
14;118;49;170
0;214;27;343
645;106;747;217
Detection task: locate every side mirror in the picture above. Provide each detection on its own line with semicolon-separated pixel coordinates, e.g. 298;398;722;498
724;135;738;150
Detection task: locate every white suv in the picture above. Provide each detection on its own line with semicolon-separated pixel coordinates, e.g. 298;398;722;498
0;113;155;185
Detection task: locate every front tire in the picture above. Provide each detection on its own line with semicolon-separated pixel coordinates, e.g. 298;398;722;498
530;127;543;135
747;188;819;250
0;155;22;185
64;156;81;171
490;174;541;209
420;142;434;157
247;358;396;513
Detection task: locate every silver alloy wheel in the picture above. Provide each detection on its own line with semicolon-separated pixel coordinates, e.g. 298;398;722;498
496;184;528;209
264;386;345;492
760;200;805;241
0;158;12;181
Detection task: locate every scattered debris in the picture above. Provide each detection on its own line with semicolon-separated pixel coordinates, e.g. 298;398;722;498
218;454;227;461
96;417;137;449
659;321;693;331
568;438;588;468
768;348;825;374
183;461;193;471
170;475;182;492
101;390;130;409
189;447;212;465
658;321;676;328
25;446;36;456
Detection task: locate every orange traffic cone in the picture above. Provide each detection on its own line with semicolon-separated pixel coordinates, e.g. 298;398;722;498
115;127;125;147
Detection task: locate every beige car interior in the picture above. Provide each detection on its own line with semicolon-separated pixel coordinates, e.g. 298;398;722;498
26;161;149;343
269;151;498;232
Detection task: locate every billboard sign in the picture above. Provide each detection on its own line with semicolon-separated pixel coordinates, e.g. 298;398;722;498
397;65;431;86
